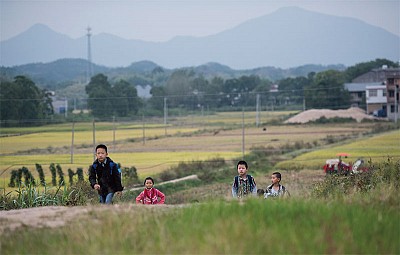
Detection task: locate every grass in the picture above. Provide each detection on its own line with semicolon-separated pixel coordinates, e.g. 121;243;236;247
1;199;398;254
0;151;242;191
275;130;400;170
0;115;399;254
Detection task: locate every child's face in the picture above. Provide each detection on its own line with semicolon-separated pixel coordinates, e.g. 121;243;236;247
145;179;154;189
271;174;280;185
96;148;108;162
237;164;248;177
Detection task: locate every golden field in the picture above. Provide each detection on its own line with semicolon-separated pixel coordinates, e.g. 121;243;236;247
0;111;398;188
275;129;400;170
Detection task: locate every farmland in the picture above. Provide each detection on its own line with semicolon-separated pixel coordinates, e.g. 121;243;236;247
1;111;399;254
0;111;398;186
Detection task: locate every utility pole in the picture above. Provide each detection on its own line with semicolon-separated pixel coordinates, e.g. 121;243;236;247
92;119;96;161
256;94;260;127
86;26;93;84
242;108;245;159
113;116;116;151
395;84;399;124
70;121;75;164
142;114;146;145
64;97;68;118
164;97;168;135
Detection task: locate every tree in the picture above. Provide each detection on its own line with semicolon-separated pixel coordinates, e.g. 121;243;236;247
0;76;53;126
86;74;113;118
164;69;194;108
278;77;309;106
113;79;142;117
344;58;399;82
304;70;350;110
149;86;166;112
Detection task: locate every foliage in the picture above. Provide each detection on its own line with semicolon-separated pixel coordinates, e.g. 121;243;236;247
85;74;143;119
0;182;88;210
304;70;351;110
68;168;74;185
312;157;400;201
49;163;57;186
8;167;35;187
76;168;84;182
56;164;65;186
0;76;53;127
344;58;399;82
35;163;46;186
157;157;227;183
277;76;309;106
121;165;140;186
311;116;356;124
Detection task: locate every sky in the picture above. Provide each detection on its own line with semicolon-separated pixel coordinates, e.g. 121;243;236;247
1;0;399;42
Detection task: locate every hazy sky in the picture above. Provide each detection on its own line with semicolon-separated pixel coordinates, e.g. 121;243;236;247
1;0;399;42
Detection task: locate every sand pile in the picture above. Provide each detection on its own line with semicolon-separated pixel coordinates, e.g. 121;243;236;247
285;107;377;124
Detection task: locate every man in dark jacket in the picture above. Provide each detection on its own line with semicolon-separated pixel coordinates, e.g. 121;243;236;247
89;144;123;204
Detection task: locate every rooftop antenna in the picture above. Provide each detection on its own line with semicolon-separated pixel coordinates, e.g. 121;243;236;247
86;26;93;83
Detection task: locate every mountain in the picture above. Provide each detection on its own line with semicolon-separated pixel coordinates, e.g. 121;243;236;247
1;7;399;69
0;58;346;87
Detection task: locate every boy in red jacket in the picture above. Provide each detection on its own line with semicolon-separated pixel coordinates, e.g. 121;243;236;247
136;177;165;204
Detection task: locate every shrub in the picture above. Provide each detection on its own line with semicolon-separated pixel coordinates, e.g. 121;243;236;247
312;157;400;200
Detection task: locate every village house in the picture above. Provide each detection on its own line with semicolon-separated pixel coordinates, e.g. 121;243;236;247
344;66;400;121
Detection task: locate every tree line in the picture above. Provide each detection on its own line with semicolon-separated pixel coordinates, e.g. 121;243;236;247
1;58;397;126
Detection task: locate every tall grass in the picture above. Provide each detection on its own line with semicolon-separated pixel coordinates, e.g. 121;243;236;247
0;182;88;210
312;157;400;209
1;199;398;254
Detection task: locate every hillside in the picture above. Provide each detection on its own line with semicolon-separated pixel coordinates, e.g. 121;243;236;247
0;58;345;88
1;7;398;69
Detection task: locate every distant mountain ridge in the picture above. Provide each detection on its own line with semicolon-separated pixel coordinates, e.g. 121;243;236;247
1;7;399;69
0;58;345;87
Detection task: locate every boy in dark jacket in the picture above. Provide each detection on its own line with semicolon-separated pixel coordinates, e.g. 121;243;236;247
89;144;123;204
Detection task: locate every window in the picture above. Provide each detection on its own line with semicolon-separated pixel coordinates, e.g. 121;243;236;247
383;89;387;97
369;89;377;97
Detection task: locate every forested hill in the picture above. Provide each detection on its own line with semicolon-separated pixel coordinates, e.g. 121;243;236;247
0;58;345;88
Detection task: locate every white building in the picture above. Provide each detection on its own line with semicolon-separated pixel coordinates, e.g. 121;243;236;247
366;85;387;115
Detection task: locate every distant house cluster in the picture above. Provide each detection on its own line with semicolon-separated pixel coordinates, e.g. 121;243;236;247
345;66;400;121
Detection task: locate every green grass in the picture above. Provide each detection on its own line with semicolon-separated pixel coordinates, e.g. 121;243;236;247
1;199;398;254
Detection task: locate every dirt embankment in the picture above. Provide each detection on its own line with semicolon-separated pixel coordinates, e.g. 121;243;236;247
285;107;378;124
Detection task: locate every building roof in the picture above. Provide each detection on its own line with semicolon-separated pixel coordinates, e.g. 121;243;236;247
344;82;382;92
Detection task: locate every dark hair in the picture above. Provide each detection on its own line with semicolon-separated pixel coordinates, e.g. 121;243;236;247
272;172;281;181
237;160;248;169
144;177;154;185
96;144;108;153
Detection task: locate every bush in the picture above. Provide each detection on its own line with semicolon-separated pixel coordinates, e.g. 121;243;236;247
312;157;400;201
